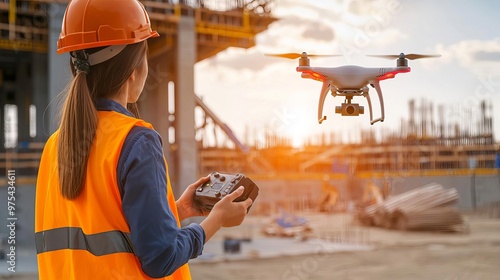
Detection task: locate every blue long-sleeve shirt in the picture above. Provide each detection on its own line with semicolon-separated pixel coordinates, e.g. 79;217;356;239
95;99;205;278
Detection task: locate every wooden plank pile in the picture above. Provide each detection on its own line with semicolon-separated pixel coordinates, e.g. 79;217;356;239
356;183;467;232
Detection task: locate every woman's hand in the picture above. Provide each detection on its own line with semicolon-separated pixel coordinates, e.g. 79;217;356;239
176;175;210;221
200;186;253;242
210;186;253;227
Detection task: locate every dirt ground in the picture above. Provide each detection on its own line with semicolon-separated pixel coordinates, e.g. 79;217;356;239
189;212;500;280
3;213;500;280
190;243;500;280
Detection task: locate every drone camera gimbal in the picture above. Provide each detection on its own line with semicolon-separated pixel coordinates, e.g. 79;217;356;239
336;103;364;116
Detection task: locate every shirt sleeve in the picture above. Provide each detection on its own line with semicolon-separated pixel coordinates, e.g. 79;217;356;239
117;126;205;278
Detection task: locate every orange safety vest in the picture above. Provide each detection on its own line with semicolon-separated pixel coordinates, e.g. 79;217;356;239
35;111;192;280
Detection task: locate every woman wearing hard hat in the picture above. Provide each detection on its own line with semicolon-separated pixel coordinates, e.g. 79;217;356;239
34;1;252;279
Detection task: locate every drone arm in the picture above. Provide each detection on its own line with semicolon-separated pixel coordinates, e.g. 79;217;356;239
317;81;330;124
370;81;385;124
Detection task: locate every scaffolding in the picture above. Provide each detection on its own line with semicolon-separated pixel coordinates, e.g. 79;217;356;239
0;0;276;58
0;0;50;53
196;99;500;176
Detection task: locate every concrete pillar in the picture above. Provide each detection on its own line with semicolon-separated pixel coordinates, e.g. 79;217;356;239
47;3;71;133
174;17;198;198
140;50;175;185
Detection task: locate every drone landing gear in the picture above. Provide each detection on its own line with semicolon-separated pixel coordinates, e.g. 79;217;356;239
319;83;386;125
367;81;385;125
317;81;330;124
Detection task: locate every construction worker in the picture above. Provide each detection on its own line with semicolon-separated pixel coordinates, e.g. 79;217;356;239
34;0;252;279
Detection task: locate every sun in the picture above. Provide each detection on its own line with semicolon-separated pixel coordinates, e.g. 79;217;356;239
289;128;310;148
290;132;307;148
282;117;312;148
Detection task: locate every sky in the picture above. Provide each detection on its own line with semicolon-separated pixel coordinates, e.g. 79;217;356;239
194;0;500;147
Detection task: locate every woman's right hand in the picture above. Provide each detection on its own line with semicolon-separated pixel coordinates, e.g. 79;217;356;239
200;186;253;242
210;186;253;227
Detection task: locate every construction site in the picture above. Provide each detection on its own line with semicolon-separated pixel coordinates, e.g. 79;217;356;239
1;0;500;279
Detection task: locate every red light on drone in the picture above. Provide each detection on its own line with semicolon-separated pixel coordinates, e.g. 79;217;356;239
297;67;325;81
312;73;322;79
380;73;395;80
378;67;411;81
301;69;324;81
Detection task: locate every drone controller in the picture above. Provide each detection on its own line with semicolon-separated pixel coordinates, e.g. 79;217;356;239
194;172;259;213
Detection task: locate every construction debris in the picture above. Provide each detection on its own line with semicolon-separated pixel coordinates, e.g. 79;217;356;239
356;183;467;233
262;210;313;238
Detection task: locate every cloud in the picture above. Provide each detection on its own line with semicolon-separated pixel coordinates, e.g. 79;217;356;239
302;22;335;41
348;0;396;15
273;0;325;20
201;0;413;75
473;51;500;62
200;15;337;73
432;39;500;73
259;16;335;48
206;48;276;72
201;0;408;72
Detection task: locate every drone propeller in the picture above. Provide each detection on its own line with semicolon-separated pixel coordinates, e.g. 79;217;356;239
265;52;340;60
367;53;441;60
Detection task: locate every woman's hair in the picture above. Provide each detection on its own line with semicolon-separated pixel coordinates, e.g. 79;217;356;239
58;41;148;199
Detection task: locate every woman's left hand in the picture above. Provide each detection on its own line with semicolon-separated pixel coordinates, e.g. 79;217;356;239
176;175;210;221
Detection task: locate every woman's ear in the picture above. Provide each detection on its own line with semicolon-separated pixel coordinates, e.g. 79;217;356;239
129;69;137;82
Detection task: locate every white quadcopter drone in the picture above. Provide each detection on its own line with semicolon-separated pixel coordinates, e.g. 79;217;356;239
266;52;440;125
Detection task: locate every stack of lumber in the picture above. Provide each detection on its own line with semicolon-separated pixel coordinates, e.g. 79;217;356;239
357;183;466;232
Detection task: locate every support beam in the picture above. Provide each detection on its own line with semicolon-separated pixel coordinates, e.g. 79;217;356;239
174;16;198;198
140;50;174;185
8;0;16;40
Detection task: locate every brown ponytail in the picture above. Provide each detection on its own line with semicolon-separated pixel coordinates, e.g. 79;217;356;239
58;72;98;199
57;41;147;199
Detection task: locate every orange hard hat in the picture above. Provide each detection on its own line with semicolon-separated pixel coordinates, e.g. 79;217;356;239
57;0;159;54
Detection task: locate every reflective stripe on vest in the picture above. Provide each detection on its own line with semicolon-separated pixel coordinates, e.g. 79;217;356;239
35;227;134;256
